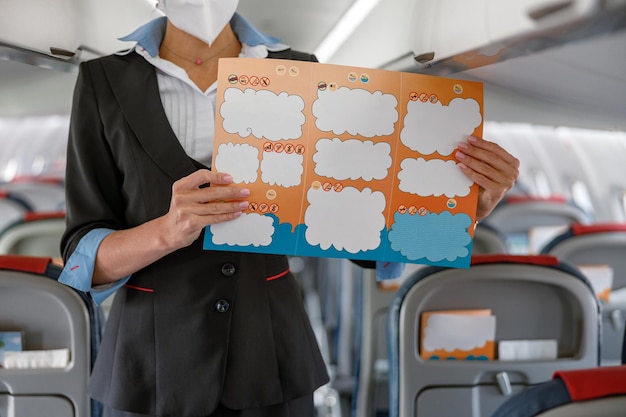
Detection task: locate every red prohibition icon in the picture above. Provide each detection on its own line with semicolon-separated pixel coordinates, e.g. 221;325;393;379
285;143;295;154
333;183;343;192
249;202;258;212
322;182;333;191
263;142;273;152
274;143;284;153
398;205;407;214
259;203;269;213
295;145;305;155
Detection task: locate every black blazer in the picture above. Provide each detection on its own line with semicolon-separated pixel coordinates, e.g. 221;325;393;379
61;50;328;417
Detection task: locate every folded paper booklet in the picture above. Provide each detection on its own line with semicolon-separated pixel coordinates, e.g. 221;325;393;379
498;339;558;361
203;58;483;268
420;309;496;360
0;331;23;352
0;331;24;368
2;348;69;369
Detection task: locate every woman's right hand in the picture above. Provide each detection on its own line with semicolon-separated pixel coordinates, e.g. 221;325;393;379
93;169;249;283
163;169;250;250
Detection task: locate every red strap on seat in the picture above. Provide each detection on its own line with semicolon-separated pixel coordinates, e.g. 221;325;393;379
471;254;560;267
571;222;626;236
23;210;66;222
505;195;568;204
0;255;52;274
554;366;626;401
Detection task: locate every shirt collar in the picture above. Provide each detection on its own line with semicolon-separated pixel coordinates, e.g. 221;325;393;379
118;13;287;58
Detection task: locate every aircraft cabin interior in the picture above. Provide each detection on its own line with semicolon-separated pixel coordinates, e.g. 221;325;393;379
0;0;625;416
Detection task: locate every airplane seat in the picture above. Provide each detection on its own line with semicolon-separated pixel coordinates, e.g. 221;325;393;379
0;255;104;417
481;195;593;254
387;254;600;417
0;193;29;234
0;178;66;213
540;222;626;366
489;365;626;417
473;222;508;254
0;210;66;258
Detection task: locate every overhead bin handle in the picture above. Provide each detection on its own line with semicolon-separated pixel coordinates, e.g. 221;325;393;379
528;0;575;20
49;47;76;58
414;51;435;64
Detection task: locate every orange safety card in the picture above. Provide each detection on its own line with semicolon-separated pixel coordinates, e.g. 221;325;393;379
203;58;483;268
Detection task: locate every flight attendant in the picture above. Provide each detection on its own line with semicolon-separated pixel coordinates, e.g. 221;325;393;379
59;1;520;416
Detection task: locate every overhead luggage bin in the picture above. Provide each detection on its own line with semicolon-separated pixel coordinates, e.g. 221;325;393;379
404;0;626;72
0;0;156;63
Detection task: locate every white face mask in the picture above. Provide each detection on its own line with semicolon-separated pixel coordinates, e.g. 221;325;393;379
159;0;239;46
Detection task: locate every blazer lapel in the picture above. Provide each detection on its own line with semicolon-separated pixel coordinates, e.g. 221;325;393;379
101;53;198;181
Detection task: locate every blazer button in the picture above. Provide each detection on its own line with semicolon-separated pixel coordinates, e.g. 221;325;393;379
221;263;236;277
215;299;230;313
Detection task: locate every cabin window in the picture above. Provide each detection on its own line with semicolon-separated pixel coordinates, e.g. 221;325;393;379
571;180;594;217
534;171;551;198
2;159;19;183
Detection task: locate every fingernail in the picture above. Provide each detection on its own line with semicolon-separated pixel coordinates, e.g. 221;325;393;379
458;142;468;150
468;135;477;142
223;174;233;182
240;188;250;197
239;201;249;209
455;151;466;160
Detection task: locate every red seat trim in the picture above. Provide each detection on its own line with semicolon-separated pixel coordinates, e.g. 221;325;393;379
0;255;51;274
554;365;626;401
22;210;66;222
505;195;568;204
571;222;626;236
471;254;560;267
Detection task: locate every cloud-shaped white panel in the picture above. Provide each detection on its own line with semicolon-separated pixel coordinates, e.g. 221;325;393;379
313;138;392;181
312;87;398;137
214;143;259;184
220;88;305;141
398;158;473;198
400;98;482;156
304;187;386;253
210;213;274;247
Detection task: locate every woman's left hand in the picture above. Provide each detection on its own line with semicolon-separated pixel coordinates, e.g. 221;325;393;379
456;135;520;221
